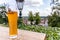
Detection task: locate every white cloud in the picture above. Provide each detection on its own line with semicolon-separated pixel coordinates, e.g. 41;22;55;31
22;0;44;16
31;0;43;5
22;4;52;16
40;6;52;16
25;0;44;7
0;0;5;4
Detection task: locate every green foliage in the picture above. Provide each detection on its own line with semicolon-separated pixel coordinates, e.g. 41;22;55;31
0;13;2;18
28;11;34;25
0;6;8;24
48;12;60;27
35;12;41;25
28;11;41;25
0;14;3;24
0;6;5;9
18;25;60;40
18;18;24;28
3;16;8;24
18;18;23;25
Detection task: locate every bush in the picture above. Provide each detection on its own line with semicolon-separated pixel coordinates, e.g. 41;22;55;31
18;25;60;40
0;14;3;24
0;18;3;24
48;12;60;27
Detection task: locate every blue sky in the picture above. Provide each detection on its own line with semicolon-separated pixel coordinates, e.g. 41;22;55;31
0;0;52;16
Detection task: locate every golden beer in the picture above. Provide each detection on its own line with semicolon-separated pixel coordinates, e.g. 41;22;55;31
7;11;18;38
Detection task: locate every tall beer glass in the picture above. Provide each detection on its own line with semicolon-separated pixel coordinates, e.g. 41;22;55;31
6;3;18;38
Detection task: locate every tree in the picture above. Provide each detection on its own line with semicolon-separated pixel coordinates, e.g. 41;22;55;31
0;6;8;24
48;11;60;27
28;11;34;25
0;13;3;24
35;12;41;25
50;0;60;27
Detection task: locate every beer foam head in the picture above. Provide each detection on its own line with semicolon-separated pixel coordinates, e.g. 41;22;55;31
6;0;18;12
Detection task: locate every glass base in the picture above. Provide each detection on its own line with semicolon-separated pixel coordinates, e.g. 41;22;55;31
9;35;17;38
